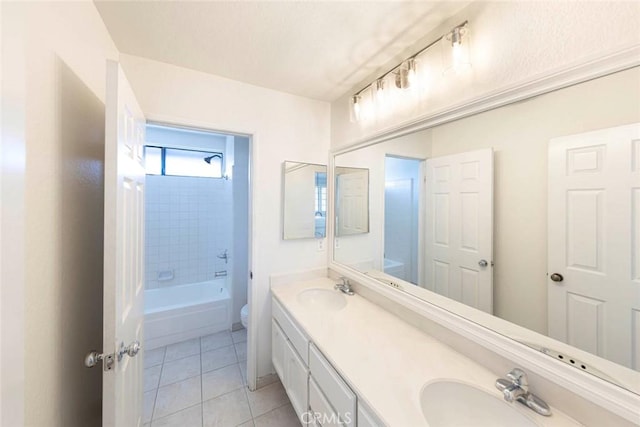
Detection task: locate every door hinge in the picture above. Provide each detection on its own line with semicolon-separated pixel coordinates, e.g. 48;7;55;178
84;350;115;371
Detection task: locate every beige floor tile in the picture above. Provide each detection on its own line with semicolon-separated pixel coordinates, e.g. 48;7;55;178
202;389;252;427
231;329;247;344
201;331;233;352
165;338;200;362
253;404;300;427
202;364;243;401
144;390;156;424
234;342;247;362
237;421;254;427
154;376;201;420
202;345;237;373
144;347;166;368
144;365;162;392
246;380;289;418
151;404;202;427
159;354;201;387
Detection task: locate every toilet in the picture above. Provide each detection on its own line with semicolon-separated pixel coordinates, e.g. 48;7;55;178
240;304;249;329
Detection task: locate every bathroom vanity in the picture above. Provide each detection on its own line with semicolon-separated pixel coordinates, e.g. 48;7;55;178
271;277;586;426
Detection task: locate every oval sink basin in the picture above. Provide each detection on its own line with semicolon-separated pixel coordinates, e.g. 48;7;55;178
297;288;347;311
420;380;539;427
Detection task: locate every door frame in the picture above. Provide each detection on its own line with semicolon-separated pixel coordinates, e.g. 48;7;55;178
144;114;258;391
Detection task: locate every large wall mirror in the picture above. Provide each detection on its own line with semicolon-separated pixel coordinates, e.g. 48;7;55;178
332;66;640;393
282;161;327;240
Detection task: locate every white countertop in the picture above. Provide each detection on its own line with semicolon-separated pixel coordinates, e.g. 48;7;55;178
271;277;582;427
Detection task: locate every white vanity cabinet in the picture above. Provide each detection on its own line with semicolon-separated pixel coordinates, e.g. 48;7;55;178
272;296;386;427
309;343;356;427
272;298;310;420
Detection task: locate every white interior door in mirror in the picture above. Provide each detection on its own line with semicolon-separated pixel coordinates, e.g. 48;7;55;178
103;60;146;426
425;148;494;313
548;123;640;370
336;168;369;236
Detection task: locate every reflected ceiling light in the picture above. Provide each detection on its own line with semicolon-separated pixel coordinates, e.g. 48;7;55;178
349;21;469;123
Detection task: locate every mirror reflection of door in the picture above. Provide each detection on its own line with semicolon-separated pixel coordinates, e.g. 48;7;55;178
425;148;494;314
548;123;640;370
384;156;422;284
335;167;369;236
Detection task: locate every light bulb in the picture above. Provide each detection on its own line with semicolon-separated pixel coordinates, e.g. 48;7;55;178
349;95;361;123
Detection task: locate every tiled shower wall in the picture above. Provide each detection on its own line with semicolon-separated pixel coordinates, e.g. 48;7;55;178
145;175;233;289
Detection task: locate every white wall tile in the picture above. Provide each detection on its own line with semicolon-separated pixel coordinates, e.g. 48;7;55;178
145;175;233;289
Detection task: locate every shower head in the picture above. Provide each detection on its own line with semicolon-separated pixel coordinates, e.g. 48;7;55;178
204;154;221;164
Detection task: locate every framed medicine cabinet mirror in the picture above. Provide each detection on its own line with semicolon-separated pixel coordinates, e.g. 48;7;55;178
282;161;327;240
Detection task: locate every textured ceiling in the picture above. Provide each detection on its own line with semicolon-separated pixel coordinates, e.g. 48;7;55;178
94;1;469;102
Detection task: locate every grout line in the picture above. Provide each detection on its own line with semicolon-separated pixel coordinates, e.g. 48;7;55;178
151;402;203;425
149;346;166;422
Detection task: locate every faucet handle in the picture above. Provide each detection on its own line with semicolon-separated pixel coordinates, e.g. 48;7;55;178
339;276;349;285
506;368;528;389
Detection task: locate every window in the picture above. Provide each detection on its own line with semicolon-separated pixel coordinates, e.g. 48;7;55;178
144;146;223;178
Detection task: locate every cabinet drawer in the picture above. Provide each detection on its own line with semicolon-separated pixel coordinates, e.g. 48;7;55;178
309;377;343;427
273;297;309;363
309;344;356;427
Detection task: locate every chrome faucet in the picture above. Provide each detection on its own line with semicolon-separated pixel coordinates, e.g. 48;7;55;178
217;249;228;264
334;277;355;295
495;368;551;416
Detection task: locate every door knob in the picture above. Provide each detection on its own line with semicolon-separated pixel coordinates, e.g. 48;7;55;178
550;273;564;282
478;259;489;268
117;340;141;361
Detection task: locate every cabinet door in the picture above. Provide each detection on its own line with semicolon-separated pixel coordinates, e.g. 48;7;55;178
272;319;286;381
284;339;309;419
357;402;385;427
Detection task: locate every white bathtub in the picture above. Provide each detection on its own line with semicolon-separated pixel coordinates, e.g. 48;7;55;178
144;279;231;350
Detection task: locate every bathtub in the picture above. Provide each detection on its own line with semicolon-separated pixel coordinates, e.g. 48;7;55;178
144;278;231;350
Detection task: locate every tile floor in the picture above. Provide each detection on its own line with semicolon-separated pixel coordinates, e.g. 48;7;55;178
143;329;300;427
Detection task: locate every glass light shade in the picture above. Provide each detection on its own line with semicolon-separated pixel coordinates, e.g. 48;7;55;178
442;25;471;75
349;94;362;123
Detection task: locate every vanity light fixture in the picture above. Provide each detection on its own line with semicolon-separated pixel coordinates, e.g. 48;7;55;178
349;21;470;123
443;22;471;75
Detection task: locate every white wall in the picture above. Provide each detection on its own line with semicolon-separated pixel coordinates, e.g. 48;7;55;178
1;1;119;425
331;1;640;149
145;175;232;289
119;54;331;380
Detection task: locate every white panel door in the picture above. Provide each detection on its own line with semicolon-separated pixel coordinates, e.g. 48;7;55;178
425;149;493;313
103;60;146;426
548;123;640;370
336;170;369;236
